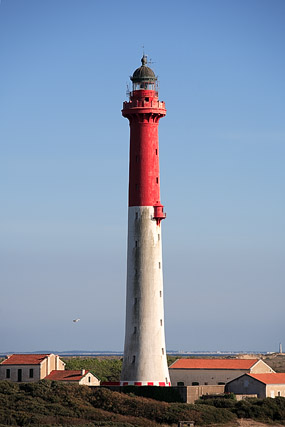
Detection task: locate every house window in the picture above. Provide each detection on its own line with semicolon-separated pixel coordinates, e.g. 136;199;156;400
218;382;225;385
177;381;184;386
6;369;10;379
278;391;281;396
204;382;208;385
17;369;22;382
192;382;199;386
29;369;34;378
88;377;91;383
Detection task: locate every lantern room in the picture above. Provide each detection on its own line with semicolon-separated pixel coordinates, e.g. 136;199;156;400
131;55;157;92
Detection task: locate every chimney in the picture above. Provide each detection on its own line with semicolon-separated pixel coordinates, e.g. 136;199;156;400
81;369;85;376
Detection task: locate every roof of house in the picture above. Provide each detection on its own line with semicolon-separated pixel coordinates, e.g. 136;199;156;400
169;358;259;370
248;373;285;385
45;370;90;381
1;354;52;365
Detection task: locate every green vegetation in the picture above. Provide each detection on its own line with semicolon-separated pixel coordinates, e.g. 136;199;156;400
63;357;123;382
197;394;285;424
0;380;236;426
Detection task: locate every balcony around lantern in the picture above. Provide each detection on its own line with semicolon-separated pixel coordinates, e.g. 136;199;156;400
123;96;165;110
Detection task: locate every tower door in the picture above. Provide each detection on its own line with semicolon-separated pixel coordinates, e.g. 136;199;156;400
18;369;22;382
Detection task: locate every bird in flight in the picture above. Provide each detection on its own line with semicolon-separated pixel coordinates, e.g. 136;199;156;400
73;319;80;323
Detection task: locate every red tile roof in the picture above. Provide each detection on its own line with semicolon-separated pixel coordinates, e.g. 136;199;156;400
1;354;51;365
248;373;285;385
169;358;259;370
45;370;88;381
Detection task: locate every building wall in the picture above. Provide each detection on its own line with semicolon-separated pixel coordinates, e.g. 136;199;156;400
173;385;225;404
265;385;285;398
79;374;100;386
0;355;65;382
250;360;274;373
169;361;274;387
40;355;65;379
0;365;41;382
225;375;266;398
169;369;250;386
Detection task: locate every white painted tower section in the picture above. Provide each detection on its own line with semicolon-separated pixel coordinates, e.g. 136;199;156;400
120;206;170;385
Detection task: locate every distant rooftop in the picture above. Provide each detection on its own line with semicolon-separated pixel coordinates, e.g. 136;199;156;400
1;354;52;365
169;358;259;370
45;370;89;381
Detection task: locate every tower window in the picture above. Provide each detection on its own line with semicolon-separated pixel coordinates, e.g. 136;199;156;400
155;149;158;155
158;262;161;269
156;177;158;184
136;155;139;163
134;326;137;334
135;212;138;219
160;319;162;326
134;298;137;304
135;240;138;247
135;184;138;190
132;355;136;364
158;234;160;241
162;348;164;355
160;291;162;297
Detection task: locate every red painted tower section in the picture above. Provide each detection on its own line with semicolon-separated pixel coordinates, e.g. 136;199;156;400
121;56;170;386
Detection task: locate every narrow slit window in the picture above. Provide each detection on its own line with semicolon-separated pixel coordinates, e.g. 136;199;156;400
136;155;139;163
135;184;138;190
158;234;160;241
132;355;136;364
162;348;164;355
135;240;138;247
156;177;159;184
160;290;162;297
155;149;158;155
160;319;162;326
134;326;137;334
158;262;161;269
134;298;137;304
135;212;138;219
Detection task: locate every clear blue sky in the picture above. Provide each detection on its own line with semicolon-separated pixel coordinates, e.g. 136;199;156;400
0;0;284;353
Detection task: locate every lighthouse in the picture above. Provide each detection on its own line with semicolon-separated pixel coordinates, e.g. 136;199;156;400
120;56;170;386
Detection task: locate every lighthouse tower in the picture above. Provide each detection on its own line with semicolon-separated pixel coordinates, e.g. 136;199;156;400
120;56;170;386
